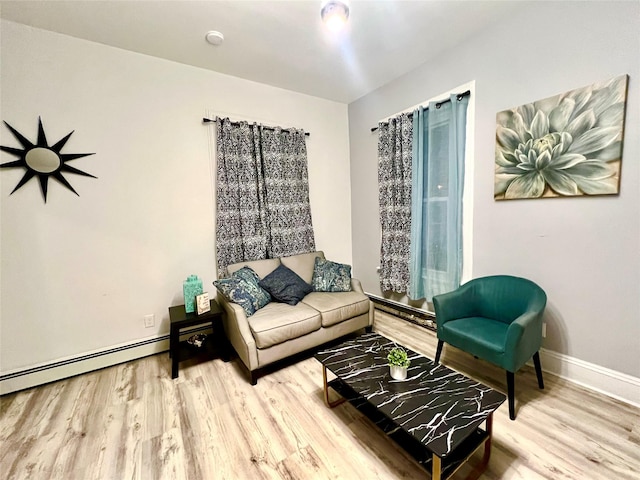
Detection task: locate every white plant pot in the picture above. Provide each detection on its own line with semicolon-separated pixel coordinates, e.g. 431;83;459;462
389;365;408;380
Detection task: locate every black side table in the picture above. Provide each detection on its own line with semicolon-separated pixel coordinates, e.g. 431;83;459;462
168;299;228;379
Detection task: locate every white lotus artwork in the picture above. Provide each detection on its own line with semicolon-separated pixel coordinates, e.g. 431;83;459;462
495;74;628;200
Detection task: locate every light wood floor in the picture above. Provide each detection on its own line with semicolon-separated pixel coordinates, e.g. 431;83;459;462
1;312;639;479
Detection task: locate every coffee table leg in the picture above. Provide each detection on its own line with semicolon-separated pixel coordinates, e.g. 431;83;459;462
432;413;493;480
432;454;442;480
322;366;346;408
481;413;493;465
463;413;493;480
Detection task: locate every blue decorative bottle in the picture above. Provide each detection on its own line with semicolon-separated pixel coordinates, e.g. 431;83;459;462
183;275;203;313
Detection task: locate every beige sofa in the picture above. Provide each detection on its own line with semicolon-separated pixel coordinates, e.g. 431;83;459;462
217;251;373;384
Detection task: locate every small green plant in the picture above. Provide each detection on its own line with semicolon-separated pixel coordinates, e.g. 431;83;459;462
387;346;410;368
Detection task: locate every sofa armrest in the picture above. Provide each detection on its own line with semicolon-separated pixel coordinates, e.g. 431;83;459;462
216;293;259;370
350;278;374;326
350;278;364;293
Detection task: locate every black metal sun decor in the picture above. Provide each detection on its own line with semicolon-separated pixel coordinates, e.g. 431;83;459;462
0;117;96;202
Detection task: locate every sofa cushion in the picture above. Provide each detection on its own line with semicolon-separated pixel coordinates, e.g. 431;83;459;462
441;317;509;367
227;258;281;279
281;251;324;284
248;302;322;349
312;257;352;292
259;264;313;305
301;291;371;327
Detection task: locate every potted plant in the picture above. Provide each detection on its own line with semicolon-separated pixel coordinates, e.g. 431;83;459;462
387;346;410;380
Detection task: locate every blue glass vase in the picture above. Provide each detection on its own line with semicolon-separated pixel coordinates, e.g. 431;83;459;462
183;275;203;313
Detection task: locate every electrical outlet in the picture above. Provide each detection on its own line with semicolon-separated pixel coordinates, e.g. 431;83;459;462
144;314;155;328
542;322;547;338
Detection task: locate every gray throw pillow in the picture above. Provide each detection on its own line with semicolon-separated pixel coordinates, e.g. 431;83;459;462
311;257;352;292
259;264;312;305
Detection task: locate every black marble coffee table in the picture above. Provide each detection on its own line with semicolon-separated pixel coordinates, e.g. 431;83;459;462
314;332;506;480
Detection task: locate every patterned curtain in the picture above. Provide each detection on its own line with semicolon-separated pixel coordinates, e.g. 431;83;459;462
216;119;268;273
215;119;315;274
260;127;315;258
377;113;413;293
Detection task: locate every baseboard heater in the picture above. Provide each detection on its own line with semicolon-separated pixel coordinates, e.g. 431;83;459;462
367;294;437;332
0;336;169;383
0;324;209;395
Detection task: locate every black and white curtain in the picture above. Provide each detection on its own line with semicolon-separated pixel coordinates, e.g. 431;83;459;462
215;118;315;274
377;113;413;293
260;127;315;259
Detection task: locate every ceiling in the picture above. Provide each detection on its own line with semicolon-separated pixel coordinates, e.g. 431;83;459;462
0;1;524;103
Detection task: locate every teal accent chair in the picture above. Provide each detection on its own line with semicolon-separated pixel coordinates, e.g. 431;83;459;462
433;275;547;420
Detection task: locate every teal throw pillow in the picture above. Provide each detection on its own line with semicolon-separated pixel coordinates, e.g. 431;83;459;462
213;266;271;317
312;257;352;292
213;276;256;316
259;264;312;305
233;267;271;310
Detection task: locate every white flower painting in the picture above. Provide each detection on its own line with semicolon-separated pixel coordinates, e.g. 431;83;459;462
495;75;628;200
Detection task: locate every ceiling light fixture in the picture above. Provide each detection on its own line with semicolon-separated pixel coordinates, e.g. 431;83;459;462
205;31;224;46
321;1;350;32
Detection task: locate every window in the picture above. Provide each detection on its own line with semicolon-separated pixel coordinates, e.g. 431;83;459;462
409;88;470;301
377;82;474;303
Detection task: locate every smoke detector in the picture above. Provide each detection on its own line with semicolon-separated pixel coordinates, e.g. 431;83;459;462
205;31;224;46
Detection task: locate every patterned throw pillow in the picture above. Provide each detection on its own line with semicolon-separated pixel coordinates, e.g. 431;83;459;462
232;267;271;310
213;276;256;316
213;266;271;317
258;264;313;306
311;257;352;292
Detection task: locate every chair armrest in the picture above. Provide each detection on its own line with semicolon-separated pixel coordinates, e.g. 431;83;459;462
505;310;543;371
433;283;476;329
216;293;259;370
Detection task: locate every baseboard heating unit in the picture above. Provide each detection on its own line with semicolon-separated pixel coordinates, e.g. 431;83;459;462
367;294;436;332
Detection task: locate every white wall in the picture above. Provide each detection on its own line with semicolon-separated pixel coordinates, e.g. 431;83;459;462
0;21;352;377
348;2;640;379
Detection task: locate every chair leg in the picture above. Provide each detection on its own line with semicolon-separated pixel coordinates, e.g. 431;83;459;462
434;340;444;363
506;371;515;420
533;351;544;390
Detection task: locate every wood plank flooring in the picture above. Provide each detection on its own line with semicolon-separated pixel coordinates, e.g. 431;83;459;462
1;312;639;479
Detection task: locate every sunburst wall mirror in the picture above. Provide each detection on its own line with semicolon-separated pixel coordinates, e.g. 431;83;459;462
0;117;96;203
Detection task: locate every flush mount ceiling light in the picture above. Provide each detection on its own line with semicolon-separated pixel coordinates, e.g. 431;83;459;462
205;31;224;46
321;1;350;32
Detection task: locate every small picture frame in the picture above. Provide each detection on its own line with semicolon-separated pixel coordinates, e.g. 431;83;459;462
196;292;210;315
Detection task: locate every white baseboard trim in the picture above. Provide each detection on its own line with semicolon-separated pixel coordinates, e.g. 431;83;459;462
538;348;640;408
3;328;639;409
0;335;169;395
378;307;640;407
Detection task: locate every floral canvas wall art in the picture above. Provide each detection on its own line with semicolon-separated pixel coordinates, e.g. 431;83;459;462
495;75;628;200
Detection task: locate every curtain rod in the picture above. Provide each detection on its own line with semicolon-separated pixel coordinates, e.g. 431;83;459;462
370;90;471;133
202;117;310;136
